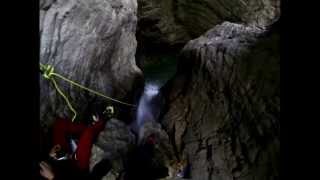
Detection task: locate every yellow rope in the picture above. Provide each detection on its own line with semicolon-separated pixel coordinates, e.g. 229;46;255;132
51;78;77;122
51;73;136;107
40;63;136;122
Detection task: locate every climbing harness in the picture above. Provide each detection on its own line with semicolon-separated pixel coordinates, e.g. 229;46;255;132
40;63;136;122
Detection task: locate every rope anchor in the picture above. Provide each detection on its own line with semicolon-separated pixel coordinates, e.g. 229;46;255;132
40;64;54;79
40;63;136;122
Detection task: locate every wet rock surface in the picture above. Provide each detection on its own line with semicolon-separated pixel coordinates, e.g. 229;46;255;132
160;21;280;180
39;1;279;180
137;0;280;46
90;118;136;180
40;0;142;129
95;118;136;161
89;120;178;180
124;120;179;180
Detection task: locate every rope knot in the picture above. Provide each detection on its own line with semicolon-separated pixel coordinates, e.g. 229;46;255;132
40;64;54;79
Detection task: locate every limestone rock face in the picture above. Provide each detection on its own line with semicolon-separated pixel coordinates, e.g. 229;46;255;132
90;119;136;179
124;120;179;180
161;22;280;180
95;118;136;161
139;121;177;164
40;0;142;129
137;0;280;46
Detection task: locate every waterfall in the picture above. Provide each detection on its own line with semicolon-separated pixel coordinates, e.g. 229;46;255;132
133;83;160;143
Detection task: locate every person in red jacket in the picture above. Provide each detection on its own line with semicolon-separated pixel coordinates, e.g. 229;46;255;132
40;106;114;180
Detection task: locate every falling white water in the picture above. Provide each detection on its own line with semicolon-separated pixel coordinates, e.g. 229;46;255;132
134;83;160;142
136;83;159;126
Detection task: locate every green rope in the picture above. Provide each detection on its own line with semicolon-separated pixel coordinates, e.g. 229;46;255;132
40;63;136;122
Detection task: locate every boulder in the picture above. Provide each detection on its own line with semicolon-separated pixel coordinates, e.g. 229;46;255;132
160;21;280;180
95;118;136;161
90;118;136;179
137;0;280;46
40;0;143;129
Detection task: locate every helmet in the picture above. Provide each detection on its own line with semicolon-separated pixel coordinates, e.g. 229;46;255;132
103;105;114;118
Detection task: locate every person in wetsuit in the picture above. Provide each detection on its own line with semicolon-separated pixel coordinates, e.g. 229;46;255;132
40;106;115;180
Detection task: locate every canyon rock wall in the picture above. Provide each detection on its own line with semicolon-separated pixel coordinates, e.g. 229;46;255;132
137;0;280;46
161;21;280;180
40;0;142;129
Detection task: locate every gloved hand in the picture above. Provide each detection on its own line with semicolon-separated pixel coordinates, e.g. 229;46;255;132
40;161;55;180
92;114;99;122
